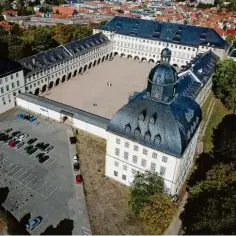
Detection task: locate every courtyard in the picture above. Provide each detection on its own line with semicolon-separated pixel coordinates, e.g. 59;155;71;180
43;57;154;119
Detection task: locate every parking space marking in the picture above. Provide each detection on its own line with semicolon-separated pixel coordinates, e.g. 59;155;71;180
7;166;20;176
34;181;46;191
12;168;23;177
41;186;57;199
4;162;14;172
82;226;91;235
21;174;34;184
0;157;58;199
17;171;30;182
6;165;18;175
43;157;56;168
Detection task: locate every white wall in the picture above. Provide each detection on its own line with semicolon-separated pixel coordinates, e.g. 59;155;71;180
105;132;179;195
16;97;107;139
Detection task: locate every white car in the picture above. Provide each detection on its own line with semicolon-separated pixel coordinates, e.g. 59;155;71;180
73;154;78;163
18;134;29;142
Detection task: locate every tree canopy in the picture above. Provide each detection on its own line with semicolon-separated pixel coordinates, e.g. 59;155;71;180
212;114;236;162
128;171;164;215
139;193;177;235
212;58;236;112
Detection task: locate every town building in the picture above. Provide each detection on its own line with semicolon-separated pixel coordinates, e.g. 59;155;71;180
228;49;236;61
94;16;228;69
105;48;219;195
0;60;25;114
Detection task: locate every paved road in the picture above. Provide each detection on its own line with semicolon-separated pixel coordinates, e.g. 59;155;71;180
0;108;91;235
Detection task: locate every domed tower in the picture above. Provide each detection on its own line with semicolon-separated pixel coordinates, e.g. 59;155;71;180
147;48;177;103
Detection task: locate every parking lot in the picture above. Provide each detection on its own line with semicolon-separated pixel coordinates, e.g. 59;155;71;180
0;108;91;235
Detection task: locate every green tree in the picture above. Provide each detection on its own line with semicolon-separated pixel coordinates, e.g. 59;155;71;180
9;22;23;36
181;163;236;234
128;171;164;215
212;58;236;112
226;34;235;44
139;193;177;235
22;26;58;52
212;114;236;162
2;0;12;11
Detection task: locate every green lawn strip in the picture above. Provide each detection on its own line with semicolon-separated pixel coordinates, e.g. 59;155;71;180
203;98;230;152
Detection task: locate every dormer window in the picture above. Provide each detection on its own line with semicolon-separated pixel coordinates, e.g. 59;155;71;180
144;131;151;141
125;124;131;133
154;134;161;144
134;127;141;138
139;110;146;121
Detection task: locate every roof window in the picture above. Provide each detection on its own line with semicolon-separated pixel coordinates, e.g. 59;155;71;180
134;127;141;138
144;131;151;141
125;124;131;133
154;134;161;144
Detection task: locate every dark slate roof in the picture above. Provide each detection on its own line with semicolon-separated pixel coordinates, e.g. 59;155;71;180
229;49;236;58
108;92;202;157
0;60;23;78
19;33;109;74
177;50;219;99
99;16;228;49
17;93;109;129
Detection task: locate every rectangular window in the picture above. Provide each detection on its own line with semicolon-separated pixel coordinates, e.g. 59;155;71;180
152;152;157;159
116;138;120;144
125;141;129;148
123;164;127;171
132;155;137;164
150;162;156;171
122;174;126;180
0;79;2;84
160;166;166;175
5;77;8;82
132;168;137;175
16;80;20;86
11;75;13;80
6;85;9;91
114;161;119;167
162;156;168;162
114;171;118;177
141;158;146;167
11;82;15;89
16;73;19;77
0;87;4;93
143;148;148;155
115;148;120;156
134;145;139;151
124;151;129;160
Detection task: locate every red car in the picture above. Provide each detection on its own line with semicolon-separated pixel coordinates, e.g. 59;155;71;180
76;175;82;184
9;140;16;148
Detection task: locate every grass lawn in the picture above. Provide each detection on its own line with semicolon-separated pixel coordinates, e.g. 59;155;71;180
201;92;214;120
203;97;230;153
75;130;143;235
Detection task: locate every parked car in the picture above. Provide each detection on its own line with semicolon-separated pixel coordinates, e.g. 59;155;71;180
70;137;76;144
35;142;44;149
4;128;13;133
26;217;42;230
24;145;34;151
27;147;38;155
18;134;29;142
4;136;12;142
27;138;37;145
76;174;82;184
41;143;50;151
44;145;54;154
36;153;45;159
0;134;8;142
8;140;16;148
29;116;37;123
39;155;49;163
14;141;24;149
12;131;21;137
15;133;22;139
73;154;78;163
73;163;80;171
